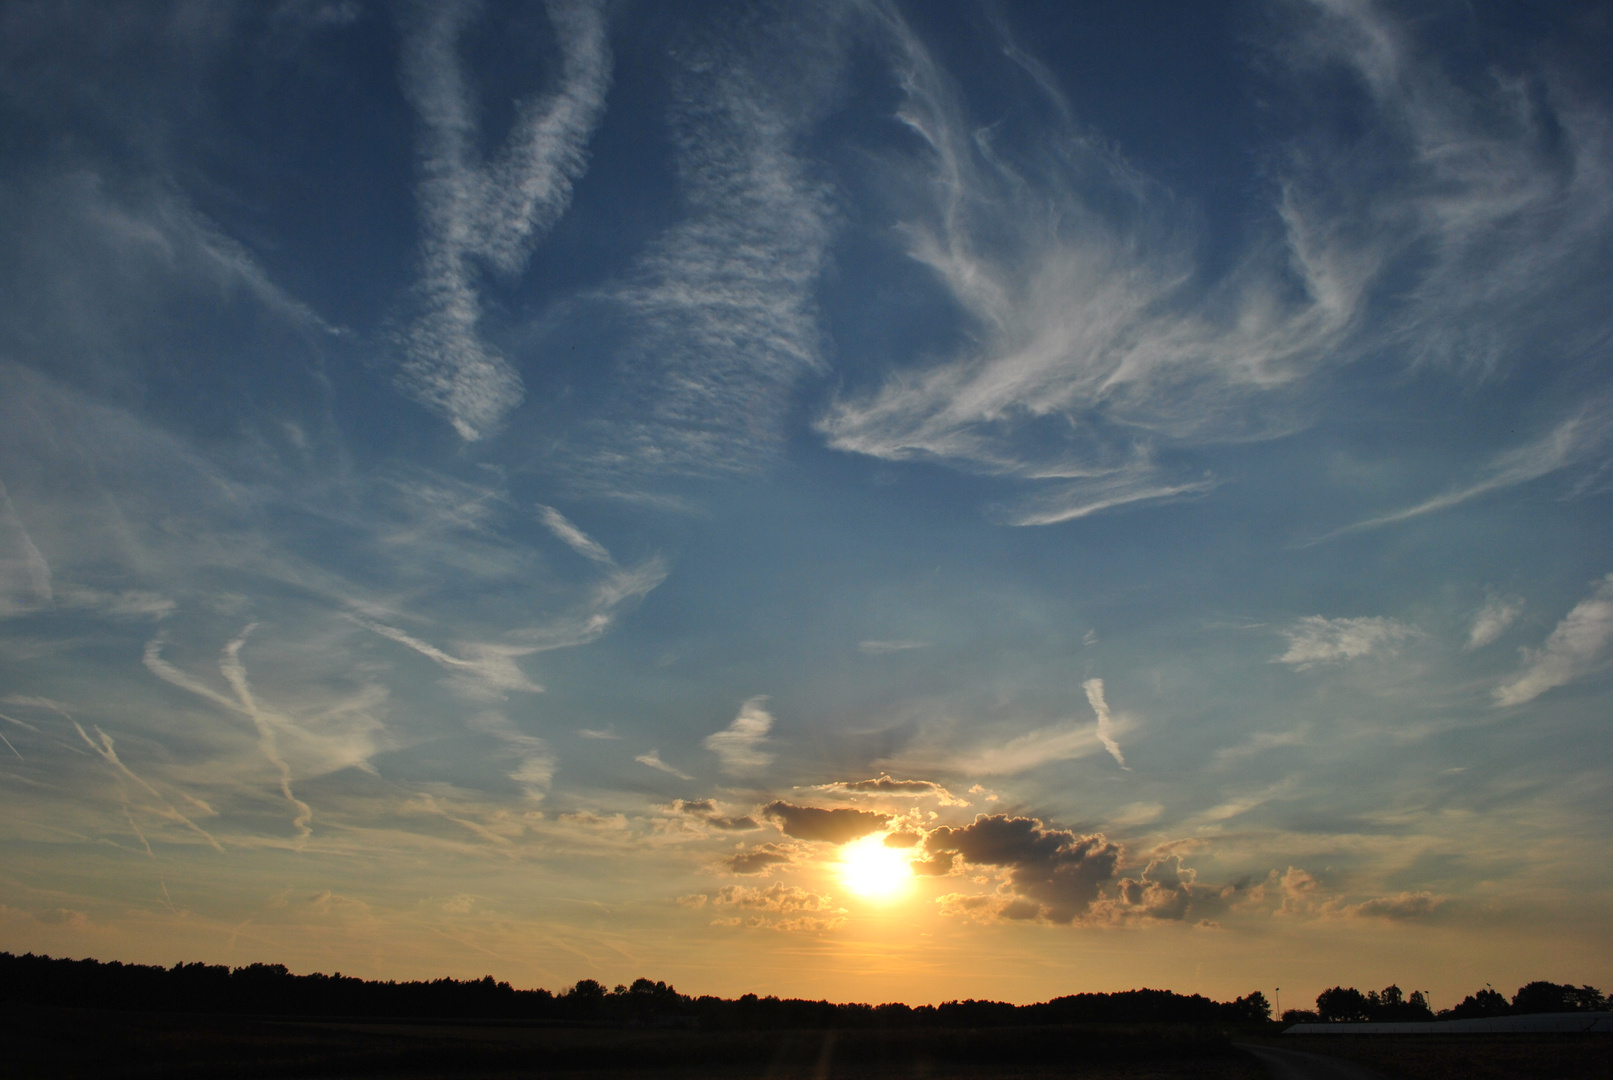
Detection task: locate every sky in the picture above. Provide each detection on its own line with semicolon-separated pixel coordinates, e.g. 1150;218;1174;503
1;0;1610;1010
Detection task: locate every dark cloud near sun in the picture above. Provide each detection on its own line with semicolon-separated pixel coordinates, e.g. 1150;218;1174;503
671;798;759;831
719;843;794;875
763;800;890;844
1098;853;1235;924
924;814;1121;922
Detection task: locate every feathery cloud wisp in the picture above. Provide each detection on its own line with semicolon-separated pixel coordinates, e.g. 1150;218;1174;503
1275;615;1416;669
1320;409;1613;541
572;4;846;483
816;7;1356;522
1083;678;1127;769
635;749;692;781
704;696;776;775
0;479;52;617
537;504;614;564
1467;595;1523;651
397;0;611;440
1495;573;1613;706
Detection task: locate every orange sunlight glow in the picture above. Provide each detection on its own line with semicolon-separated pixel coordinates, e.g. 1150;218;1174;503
838;834;913;900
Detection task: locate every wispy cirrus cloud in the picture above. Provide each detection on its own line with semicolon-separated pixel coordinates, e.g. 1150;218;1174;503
573;3;848;482
820;1;1613;527
71;717;224;854
907;717;1099;777
1275;615;1416;669
1083;678;1127;770
817;6;1356;524
537;504;613;564
857;639;928;655
1467;594;1523;651
144;625;392;837
704;696;776;775
1495;573;1613;706
0;479;51;617
348;615;545;698
1318;409;1613;541
1286;0;1613;380
396;0;611;440
634;749;692;781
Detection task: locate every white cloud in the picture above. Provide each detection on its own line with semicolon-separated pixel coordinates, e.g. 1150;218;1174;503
54;587;175;619
634;749;692;781
464;710;555;798
931;719;1097;777
704;696;775;775
1212;729;1306;767
1289;0;1613;379
820;2;1613;526
1003;476;1217;527
1466;595;1523;651
1275;615;1416;668
349;614;545;698
536;504;613;564
0;479;51;617
1495;574;1613;706
1083;678;1127;769
858;639;929;655
1323;409;1613;539
71;718;224;853
570;6;847;483
396;0;611;440
143;626;391;837
815;9;1356;522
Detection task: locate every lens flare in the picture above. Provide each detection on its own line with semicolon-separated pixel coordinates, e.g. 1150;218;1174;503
838;833;912;900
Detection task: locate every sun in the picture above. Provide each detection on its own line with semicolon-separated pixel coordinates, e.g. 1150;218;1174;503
838;834;913;900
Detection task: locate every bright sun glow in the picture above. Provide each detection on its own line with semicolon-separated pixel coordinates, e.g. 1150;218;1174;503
838;834;913;900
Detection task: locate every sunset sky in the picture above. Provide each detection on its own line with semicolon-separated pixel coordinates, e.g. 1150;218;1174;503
2;0;1611;1010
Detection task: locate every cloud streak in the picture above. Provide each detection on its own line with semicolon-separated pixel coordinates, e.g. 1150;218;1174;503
1467;595;1522;651
397;0;611;440
575;2;845;481
634;749;692;781
820;0;1613;528
537;504;613;564
1275;615;1416;668
816;5;1357;522
704;697;776;775
1083;678;1127;769
1495;573;1613;706
1319;410;1613;540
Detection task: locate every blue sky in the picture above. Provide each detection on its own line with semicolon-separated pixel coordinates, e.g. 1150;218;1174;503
1;0;1610;1006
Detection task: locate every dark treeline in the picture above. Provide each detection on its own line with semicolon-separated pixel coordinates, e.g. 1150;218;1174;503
1279;980;1608;1024
0;952;1271;1028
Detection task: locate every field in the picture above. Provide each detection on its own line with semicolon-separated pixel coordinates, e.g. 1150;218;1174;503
4;1007;1263;1080
7;1006;1611;1079
1240;1032;1612;1080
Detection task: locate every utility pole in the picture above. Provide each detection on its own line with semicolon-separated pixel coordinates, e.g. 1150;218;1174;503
1276;987;1281;1019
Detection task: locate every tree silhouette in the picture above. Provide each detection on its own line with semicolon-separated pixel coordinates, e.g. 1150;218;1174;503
1512;981;1607;1014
